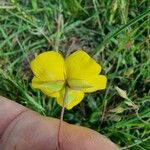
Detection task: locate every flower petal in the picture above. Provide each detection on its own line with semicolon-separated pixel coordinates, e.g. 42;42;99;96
32;77;65;91
31;51;66;81
32;77;64;97
40;88;60;98
65;50;101;79
68;75;107;93
56;88;84;110
31;51;66;97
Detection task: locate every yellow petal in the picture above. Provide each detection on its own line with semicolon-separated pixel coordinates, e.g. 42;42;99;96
31;51;66;81
65;50;101;79
68;75;107;93
32;77;64;97
41;88;60;98
56;88;84;110
32;77;64;91
31;51;66;97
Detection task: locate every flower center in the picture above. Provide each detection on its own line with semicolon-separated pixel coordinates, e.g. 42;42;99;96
65;79;70;88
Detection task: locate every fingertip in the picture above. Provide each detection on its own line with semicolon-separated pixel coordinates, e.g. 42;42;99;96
60;123;119;150
0;96;119;150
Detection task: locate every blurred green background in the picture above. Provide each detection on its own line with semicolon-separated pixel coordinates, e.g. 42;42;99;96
0;0;150;149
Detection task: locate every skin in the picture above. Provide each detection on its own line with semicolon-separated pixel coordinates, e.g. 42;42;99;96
0;96;119;150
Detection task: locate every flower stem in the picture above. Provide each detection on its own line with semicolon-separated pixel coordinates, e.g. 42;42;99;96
57;88;68;149
57;106;65;149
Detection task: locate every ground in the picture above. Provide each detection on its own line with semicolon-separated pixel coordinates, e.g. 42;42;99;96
0;0;150;149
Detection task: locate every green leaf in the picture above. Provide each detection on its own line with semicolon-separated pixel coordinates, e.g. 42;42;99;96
110;106;125;114
115;86;128;99
31;0;38;10
89;111;100;123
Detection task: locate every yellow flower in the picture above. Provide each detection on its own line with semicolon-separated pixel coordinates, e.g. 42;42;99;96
31;50;107;110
